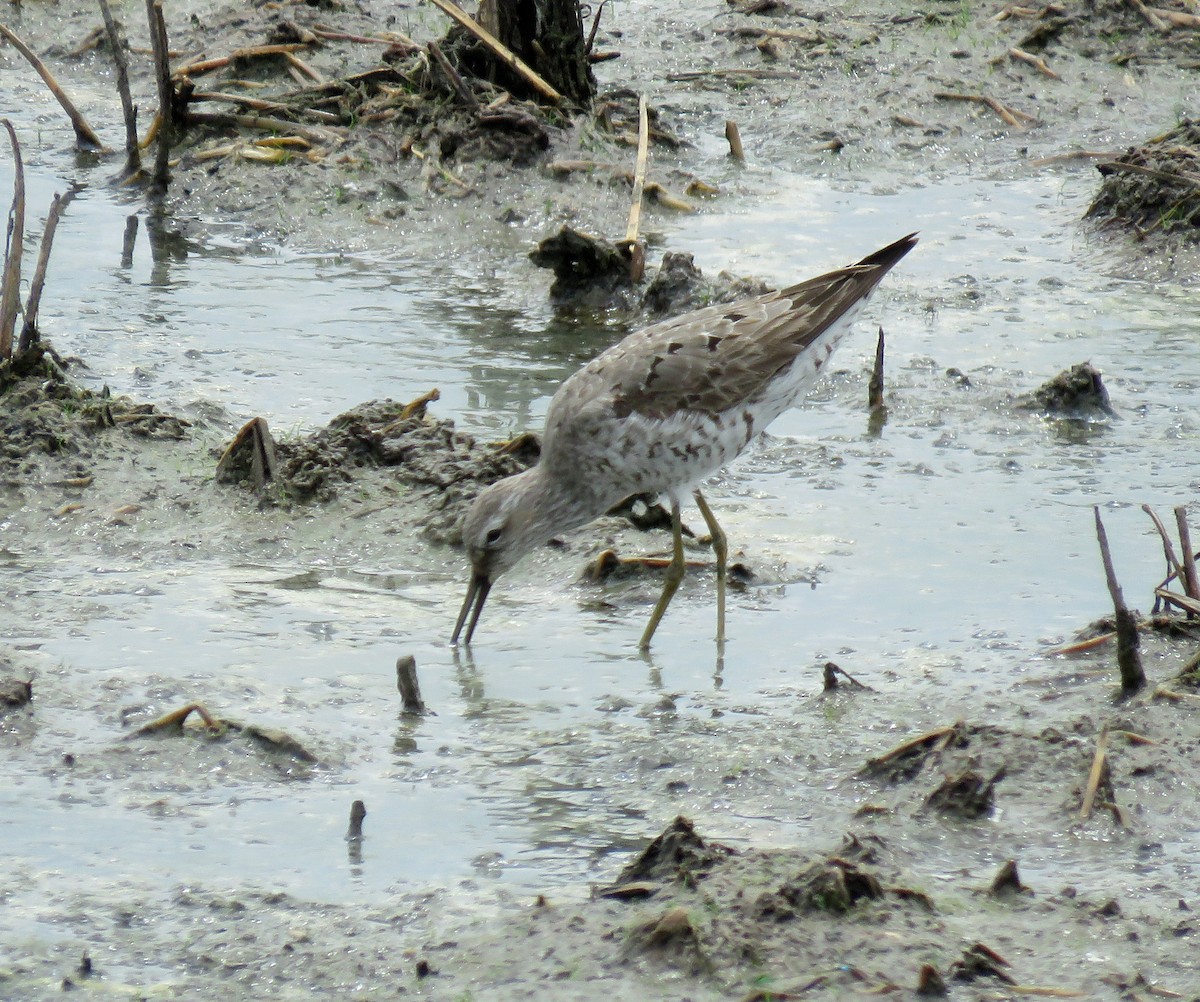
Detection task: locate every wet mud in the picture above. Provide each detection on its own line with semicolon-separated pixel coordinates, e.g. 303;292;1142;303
4;0;1200;999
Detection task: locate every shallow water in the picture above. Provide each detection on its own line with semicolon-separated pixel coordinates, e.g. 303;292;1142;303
3;115;1199;934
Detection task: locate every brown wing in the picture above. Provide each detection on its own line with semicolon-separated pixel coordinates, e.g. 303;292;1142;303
562;233;917;423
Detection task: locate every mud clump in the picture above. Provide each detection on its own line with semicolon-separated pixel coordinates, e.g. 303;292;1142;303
860;721;973;783
531;228;773;315
530;226;638;309
611;815;736;887
1086;120;1200;244
240;397;536;539
1015;362;1114;419
756;846;885;919
0;678;33;711
1;342;189;480
924;767;1005;819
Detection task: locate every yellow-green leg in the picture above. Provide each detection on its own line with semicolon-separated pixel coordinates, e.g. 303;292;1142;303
639;499;686;650
693;490;727;644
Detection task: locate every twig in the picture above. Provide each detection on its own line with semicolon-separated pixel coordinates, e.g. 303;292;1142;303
190;91;339;123
821;662;874;691
134;702;221;734
1030;150;1118;166
623;93;650;282
1127;0;1169;31
725;119;745;161
1007;46;1061;79
284;50;325;83
1175;505;1199;600
667;67;804;82
19;187;77;353
1094;506;1145;695
1143;503;1186;590
1079;725;1109;820
409;144;472;191
145;0;174;193
312;24;418;48
425;0;562;104
97;0;141;177
585;0;610;54
185;110;342;146
934;91;1036;129
427;40;480;111
0;24;105;149
1155;588;1200;617
1;119;24;360
174;43;315;79
869;723;962;768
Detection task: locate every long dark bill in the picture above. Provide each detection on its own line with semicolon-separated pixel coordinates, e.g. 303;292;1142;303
451;570;492;645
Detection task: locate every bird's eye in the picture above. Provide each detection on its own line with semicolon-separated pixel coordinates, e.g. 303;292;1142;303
485;527;503;546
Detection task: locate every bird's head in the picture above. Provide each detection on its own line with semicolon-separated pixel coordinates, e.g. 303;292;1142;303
451;470;547;645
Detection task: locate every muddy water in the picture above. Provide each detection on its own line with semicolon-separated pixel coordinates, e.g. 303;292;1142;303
3;130;1199;963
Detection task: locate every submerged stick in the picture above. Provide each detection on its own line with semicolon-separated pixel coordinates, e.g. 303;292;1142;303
19;187;77;353
396;655;428;714
869;325;886;411
934;91;1035;129
1143;503;1186;591
724;119;744;161
97;0;141;177
1174;505;1199;601
1;119;24;360
145;0;174;192
346;799;366;840
0;24;105;149
1093;507;1145;695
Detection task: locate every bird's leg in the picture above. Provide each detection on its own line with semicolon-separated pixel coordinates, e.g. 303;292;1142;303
693;490;727;644
640;499;686;650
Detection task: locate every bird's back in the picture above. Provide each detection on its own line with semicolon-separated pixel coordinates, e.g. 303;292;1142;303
540;234;917;507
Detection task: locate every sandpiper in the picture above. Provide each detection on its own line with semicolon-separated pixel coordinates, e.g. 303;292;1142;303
452;233;917;649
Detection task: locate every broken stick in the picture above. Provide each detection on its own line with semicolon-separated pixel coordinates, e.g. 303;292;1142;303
0;23;105;149
1093;506;1145;695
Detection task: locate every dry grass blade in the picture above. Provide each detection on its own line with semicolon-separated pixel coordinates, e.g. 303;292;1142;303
0;23;105;149
1008;46;1061;79
1;119;24;360
623;93;650;281
1047;631;1116;656
1079;725;1109;820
